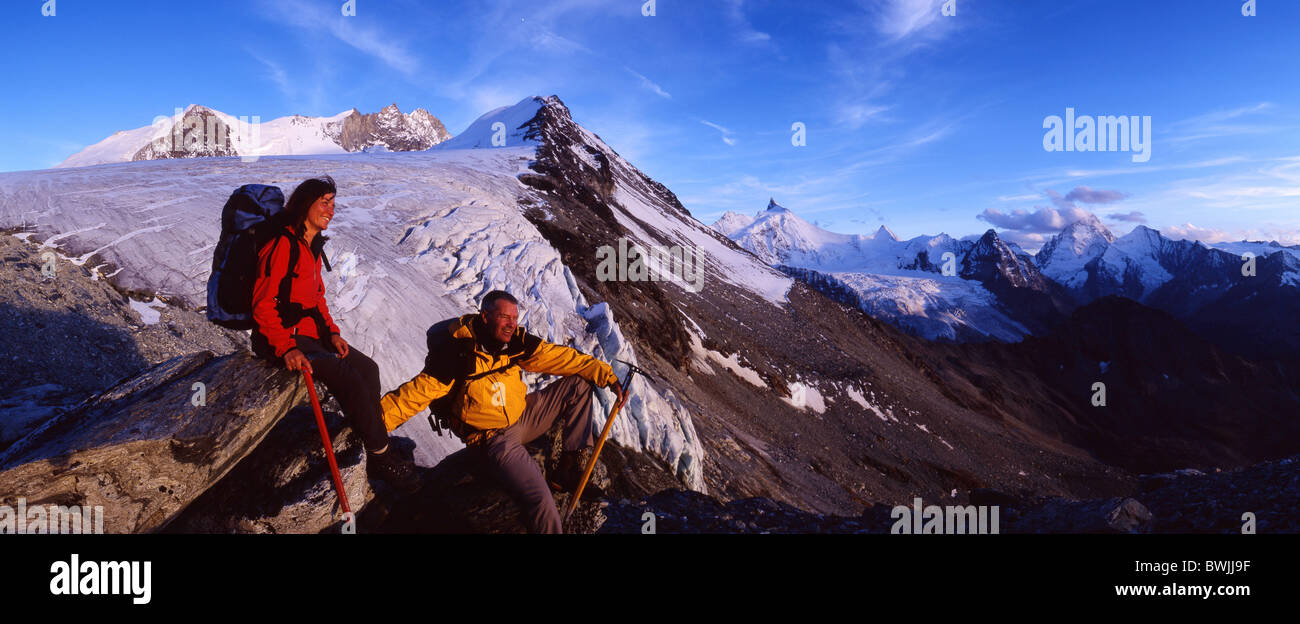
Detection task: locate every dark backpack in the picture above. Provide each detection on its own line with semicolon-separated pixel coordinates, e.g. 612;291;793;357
205;184;291;329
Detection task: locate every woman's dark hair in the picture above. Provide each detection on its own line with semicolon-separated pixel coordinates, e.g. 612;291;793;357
283;175;336;236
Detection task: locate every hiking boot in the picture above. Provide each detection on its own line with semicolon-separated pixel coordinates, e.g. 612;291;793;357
367;449;421;494
549;449;604;499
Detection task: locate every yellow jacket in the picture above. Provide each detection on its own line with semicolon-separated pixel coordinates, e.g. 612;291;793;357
381;314;619;433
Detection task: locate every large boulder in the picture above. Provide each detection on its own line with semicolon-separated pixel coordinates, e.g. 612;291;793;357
0;350;305;533
164;398;373;534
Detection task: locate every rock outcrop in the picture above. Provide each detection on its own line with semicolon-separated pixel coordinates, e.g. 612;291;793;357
329;104;451;152
0;341;688;534
164;397;373;534
0;351;305;533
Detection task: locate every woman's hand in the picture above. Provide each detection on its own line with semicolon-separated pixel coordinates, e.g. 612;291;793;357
283;348;312;374
331;334;350;358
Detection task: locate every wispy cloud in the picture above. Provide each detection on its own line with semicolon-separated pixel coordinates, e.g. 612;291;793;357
997;193;1041;202
626;67;672;99
1161;157;1300;209
244;48;304;108
837;103;891;129
1064;186;1128;204
1042;156;1250;182
266;0;420;76
834;117;956;172
1166;102;1280;143
872;0;947;42
725;0;773;45
531;30;591;56
821;0;960;134
700;120;736;146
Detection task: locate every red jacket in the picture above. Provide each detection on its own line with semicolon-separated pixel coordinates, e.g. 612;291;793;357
252;227;341;357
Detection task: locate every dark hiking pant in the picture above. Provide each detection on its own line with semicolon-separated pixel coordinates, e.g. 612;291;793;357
258;335;389;453
474;375;596;534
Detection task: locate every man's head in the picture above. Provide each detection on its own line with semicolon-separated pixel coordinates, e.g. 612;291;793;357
480;290;519;345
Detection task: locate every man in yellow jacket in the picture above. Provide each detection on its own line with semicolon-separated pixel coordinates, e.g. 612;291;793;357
380;290;625;533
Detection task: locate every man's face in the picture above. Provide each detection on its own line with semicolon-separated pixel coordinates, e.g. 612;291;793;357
483;299;518;344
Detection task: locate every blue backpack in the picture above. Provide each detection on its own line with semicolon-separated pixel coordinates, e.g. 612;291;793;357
205;184;290;329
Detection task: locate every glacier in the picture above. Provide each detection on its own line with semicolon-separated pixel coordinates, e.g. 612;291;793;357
1;122;707;489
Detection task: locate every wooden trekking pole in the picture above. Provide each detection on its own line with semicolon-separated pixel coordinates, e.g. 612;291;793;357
562;360;650;523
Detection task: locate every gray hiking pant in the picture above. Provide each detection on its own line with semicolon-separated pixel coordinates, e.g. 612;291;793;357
475;375;596;534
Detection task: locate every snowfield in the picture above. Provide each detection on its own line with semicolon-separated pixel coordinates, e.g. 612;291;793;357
0;125;707;488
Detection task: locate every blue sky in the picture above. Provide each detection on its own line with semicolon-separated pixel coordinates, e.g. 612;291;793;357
3;0;1298;248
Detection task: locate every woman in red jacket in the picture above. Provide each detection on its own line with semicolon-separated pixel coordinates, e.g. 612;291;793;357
251;175;418;493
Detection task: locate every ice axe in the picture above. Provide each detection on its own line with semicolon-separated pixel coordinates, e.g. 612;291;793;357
303;368;352;516
562;359;653;523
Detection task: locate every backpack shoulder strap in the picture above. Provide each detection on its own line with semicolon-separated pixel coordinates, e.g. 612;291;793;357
311;234;332;272
279;233;301;306
262;234;285;278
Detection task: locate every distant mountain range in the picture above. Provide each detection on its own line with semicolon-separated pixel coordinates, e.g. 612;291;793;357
714;202;1300;358
58;103;451;168
1035;213;1300;359
713;200;1068;341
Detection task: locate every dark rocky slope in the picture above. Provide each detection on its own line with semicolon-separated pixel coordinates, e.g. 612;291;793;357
922;296;1300;474
512;96;1140;514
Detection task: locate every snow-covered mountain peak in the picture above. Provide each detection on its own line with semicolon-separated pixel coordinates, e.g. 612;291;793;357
873;224;899;242
963;229;1010;266
1114;224;1164;250
764;197;790;214
58;103;451;168
1063;213;1115;247
711;211;755;236
970;228;1002;248
725;200;855;267
510;94;793;304
432;96;547;150
1035;213;1117;285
